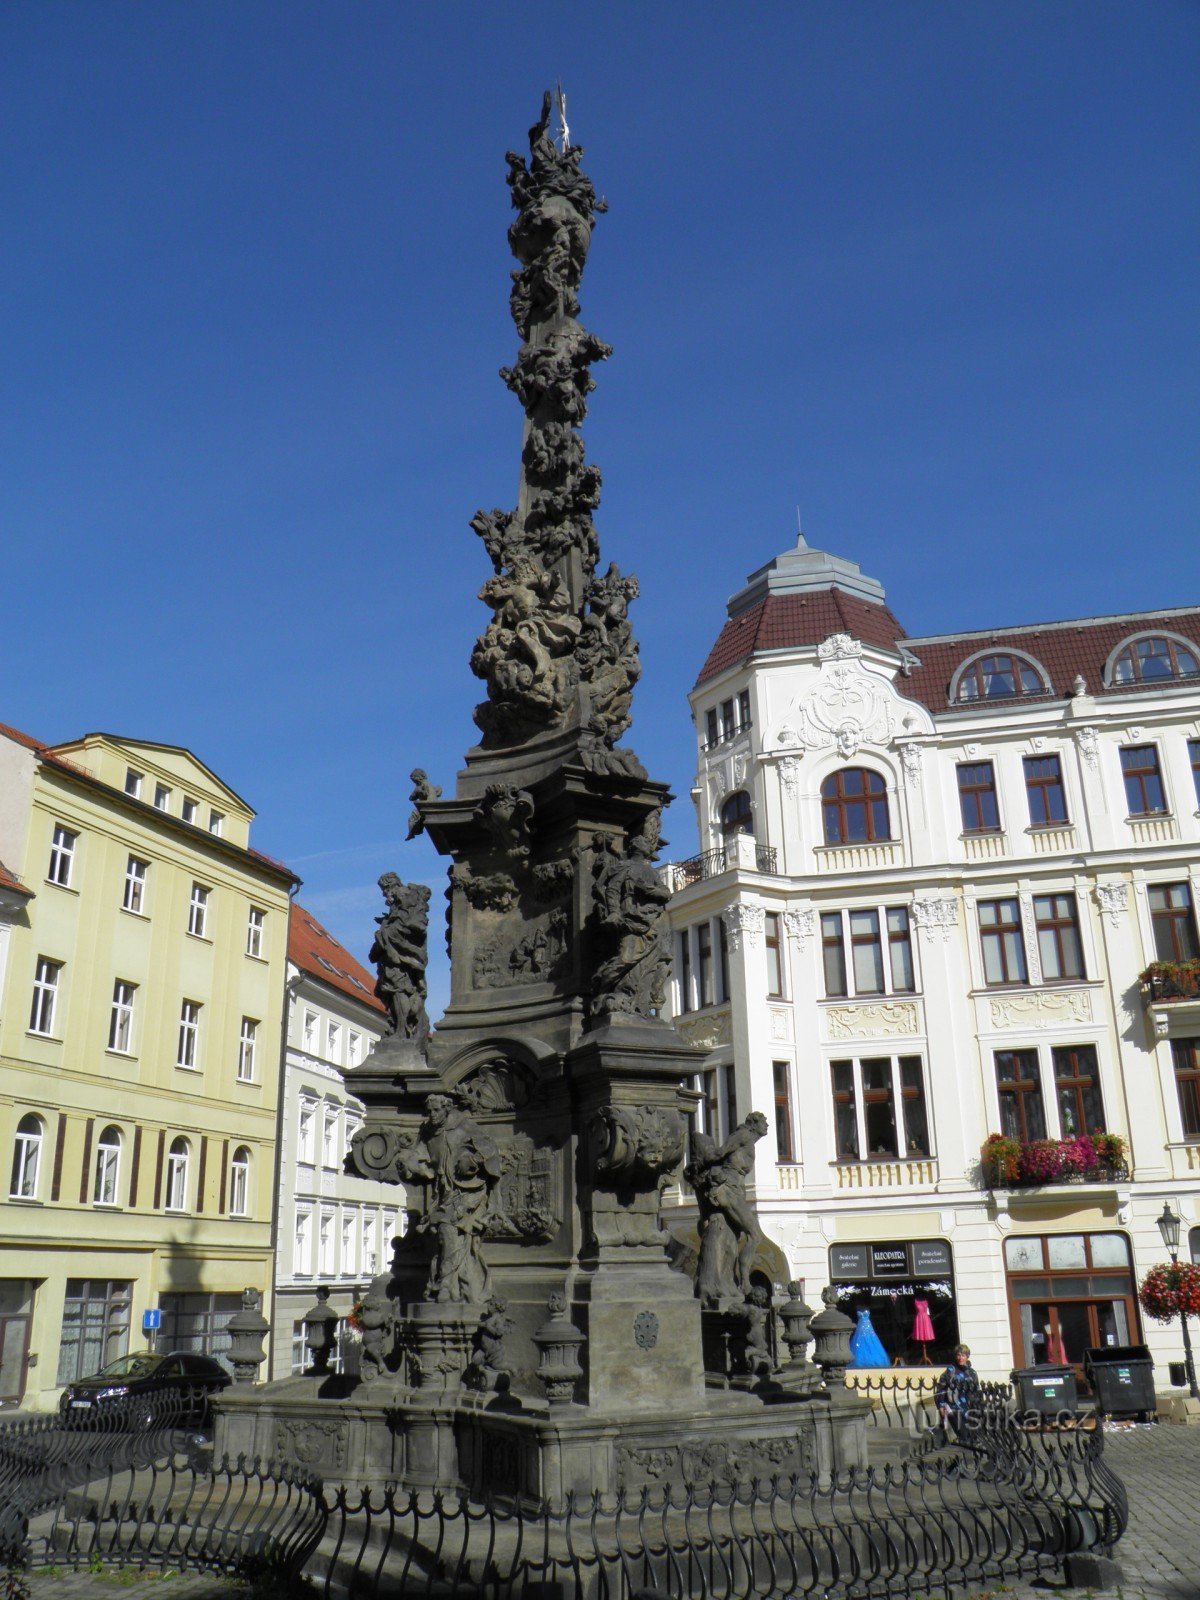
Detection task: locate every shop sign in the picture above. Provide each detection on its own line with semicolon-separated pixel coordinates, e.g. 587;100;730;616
912;1241;952;1275
871;1244;910;1278
830;1244;870;1280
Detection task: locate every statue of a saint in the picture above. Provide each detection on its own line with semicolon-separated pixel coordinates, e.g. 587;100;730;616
685;1112;769;1309
369;874;430;1041
396;1093;503;1303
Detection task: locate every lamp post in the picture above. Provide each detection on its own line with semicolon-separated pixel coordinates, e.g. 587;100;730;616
1156;1202;1199;1401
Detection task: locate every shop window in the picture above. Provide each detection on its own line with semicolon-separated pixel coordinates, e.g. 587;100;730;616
828;1239;958;1366
830;1056;929;1161
1024;755;1068;827
957;762;1000;834
158;1292;244;1375
1150;883;1200;963
995;1050;1046;1142
1173;1039;1200;1140
1033;893;1085;982
773;1061;795;1163
57;1280;132;1385
821;768;890;845
1052;1046;1106;1137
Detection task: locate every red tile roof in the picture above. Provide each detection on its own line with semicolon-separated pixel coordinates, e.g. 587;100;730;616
695;590;908;687
288;901;385;1015
0;860;31;898
901;607;1200;711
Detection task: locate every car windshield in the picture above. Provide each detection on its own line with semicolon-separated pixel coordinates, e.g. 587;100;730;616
95;1354;163;1379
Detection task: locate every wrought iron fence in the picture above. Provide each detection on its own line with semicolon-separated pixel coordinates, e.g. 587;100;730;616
850;1372;1013;1453
2;1402;1126;1599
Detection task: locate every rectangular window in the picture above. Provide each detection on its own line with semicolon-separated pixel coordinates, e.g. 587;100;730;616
773;1061;795;1162
979;898;1028;986
124;769;142;799
188;882;209;938
93;1131;121;1206
697;922;714;1007
177;1000;200;1069
323;1109;338;1167
228;1153;249;1217
327;1020;342;1061
888;908;915;992
1052;1045;1106;1137
153;783;171;811
122;856;148;914
237;1017;258;1082
57;1280;131;1386
341;1212;356;1275
718;918;729;1005
831;1060;859;1161
1173;1039;1200;1140
294;1210;312;1273
10;1119;42;1199
1150;883;1200;963
108;980;136;1054
900;1058;930;1157
995;1049;1046;1141
29;957;61;1035
861;1057;898;1157
246;907;265;958
720;699;736;741
821;913;847;997
764;912;783;997
677;929;693;1013
849;910;885;995
1033;893;1085;981
348;1030;362;1066
303;1010;317;1050
1121;745;1167;816
181;796;199;825
738;689;751;731
1024;755;1068;826
158;1291;242;1373
957;762;1000;834
1190;740;1200;808
705;708;719;748
164;1146;188;1211
298;1102;316;1163
319;1212;335;1275
208;810;224;836
47;824;77;887
363;1214;378;1276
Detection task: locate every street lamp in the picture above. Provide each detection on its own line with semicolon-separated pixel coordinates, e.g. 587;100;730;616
1156;1202;1199;1401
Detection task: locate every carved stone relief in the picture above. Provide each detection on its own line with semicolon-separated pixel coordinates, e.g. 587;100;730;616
777;755;803;795
484;1132;558;1242
988;990;1094;1029
1095;882;1128;927
783;908;816;947
614;1433;809;1489
675;1012;733;1050
791;655;896;759
769;1006;791;1041
826;1001;919;1039
897;742;924;788
817;634;862;661
724;903;765;952
910;895;958;942
472;907;569;988
275;1419;348;1471
1074;726;1099;772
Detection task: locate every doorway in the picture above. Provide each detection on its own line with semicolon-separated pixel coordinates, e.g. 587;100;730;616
0;1281;35;1407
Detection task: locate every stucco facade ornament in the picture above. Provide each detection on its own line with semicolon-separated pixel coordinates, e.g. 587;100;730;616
897;742;923;788
1074;726;1100;772
724;903;765;952
909;895;958;942
1095;882;1128;927
769;1006;791;1041
826;1001;919;1040
988;989;1093;1030
817;633;863;661
777;755;803;795
963;743;982;759
675;1011;732;1050
785;653;896;761
783;907;817;947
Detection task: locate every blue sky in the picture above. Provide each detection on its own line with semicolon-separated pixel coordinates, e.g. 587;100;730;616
3;3;1198;1014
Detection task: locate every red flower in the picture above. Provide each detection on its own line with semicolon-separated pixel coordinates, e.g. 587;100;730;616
1140;1262;1200;1322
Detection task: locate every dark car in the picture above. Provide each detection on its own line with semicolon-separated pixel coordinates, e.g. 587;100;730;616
58;1350;231;1428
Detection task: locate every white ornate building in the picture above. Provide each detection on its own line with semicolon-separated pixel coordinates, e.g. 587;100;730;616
665;532;1200;1385
272;902;393;1377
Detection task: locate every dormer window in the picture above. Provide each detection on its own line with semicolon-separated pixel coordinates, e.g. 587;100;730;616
1108;633;1199;686
953;652;1049;703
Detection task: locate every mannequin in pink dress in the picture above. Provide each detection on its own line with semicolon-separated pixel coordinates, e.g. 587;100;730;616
911;1297;935;1365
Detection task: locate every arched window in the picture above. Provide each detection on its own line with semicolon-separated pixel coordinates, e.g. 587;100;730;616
229;1147;250;1217
954;652;1049;703
821;768;891;845
10;1114;44;1200
93;1125;122;1206
1109;634;1200;686
720;791;754;839
165;1137;190;1212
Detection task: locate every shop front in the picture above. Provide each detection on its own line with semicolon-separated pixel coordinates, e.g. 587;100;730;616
830;1239;958;1367
1002;1231;1140;1391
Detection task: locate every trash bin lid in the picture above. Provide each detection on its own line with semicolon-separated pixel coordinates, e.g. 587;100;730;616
1082;1345;1152;1368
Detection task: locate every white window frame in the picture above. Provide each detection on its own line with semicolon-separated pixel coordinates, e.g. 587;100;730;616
187;883;209;938
93;1126;122;1206
341;1211;356;1276
348;1030;362;1066
820;904;918;1000
322;1108;339;1168
829;1053;932;1162
29;958;61;1036
153;782;171;811
181;796;198;825
246;907;265;959
237;1017;258;1083
327;1020;342;1062
298;1100;316;1164
208;810;224;836
318;1210;335;1276
228;1147;250;1216
10;1115;44;1199
47;825;77;888
108;980;136;1054
177;1000;201;1069
362;1213;378;1277
124;768;143;799
302;1010;317;1051
122;856;148;915
164;1139;190;1211
294;1208;313;1275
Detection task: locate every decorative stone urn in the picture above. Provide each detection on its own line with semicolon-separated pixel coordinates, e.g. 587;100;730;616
302;1286;340;1376
224;1288;270;1386
809;1287;854;1388
778;1280;820;1395
531;1291;585;1406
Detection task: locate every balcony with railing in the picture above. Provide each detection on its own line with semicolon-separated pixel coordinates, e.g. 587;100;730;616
659;840;778;892
1141;960;1200;1038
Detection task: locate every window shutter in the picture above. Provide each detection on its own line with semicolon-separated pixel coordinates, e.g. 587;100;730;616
79;1118;95;1204
129;1125;142;1207
50;1114;67;1202
153;1130;166;1210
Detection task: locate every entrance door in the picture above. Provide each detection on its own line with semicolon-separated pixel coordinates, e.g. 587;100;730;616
0;1281;35;1407
1021;1299;1131;1391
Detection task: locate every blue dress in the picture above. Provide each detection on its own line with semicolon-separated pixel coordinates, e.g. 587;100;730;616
848;1307;890;1368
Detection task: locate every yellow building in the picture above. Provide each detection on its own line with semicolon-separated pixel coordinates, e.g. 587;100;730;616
0;722;295;1411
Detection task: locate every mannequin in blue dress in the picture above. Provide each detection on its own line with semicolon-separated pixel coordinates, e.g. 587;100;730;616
848;1305;890;1367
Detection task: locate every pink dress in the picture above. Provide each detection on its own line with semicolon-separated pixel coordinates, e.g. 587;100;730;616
911;1298;935;1342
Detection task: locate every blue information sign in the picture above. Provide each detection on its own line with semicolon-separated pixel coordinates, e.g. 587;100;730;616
142;1309;162;1332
